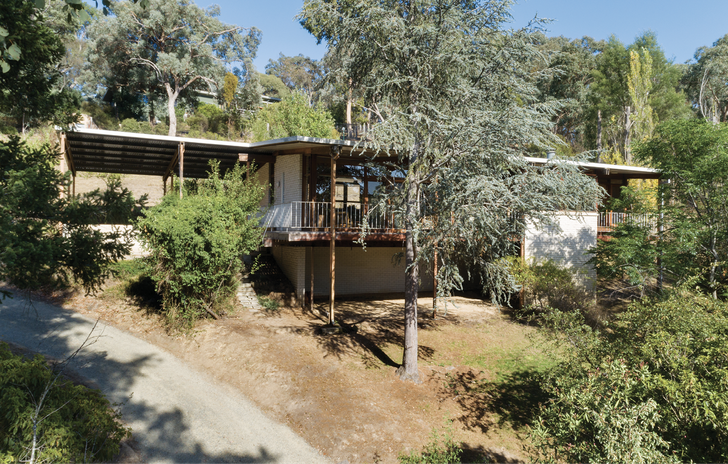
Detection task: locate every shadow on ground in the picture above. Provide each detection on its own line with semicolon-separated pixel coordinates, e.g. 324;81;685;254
443;368;549;434
0;289;286;463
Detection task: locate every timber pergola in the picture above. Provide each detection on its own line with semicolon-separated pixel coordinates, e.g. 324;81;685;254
60;128;387;196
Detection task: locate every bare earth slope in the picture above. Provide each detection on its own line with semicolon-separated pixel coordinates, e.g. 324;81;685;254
0;296;328;464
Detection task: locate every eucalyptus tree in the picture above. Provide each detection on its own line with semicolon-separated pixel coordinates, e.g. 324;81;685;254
265;54;323;106
684;34;728;123
300;0;602;382
86;0;260;136
0;0;83;132
534;35;604;153
635;119;728;299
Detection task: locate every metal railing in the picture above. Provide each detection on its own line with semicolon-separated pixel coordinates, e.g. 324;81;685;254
598;211;657;234
335;123;372;141
262;201;403;232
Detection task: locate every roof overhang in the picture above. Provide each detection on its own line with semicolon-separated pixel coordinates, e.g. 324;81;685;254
61;128;661;181
525;156;661;179
62;129;386;179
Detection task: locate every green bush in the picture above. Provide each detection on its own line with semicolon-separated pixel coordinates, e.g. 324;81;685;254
137;161;265;328
506;257;592;314
0;343;129;462
532;289;728;463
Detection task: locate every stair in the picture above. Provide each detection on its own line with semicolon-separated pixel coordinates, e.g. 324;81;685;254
236;274;262;312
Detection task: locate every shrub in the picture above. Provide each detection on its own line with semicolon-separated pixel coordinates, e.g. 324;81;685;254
532;289;728;463
137;161;265;328
0;343;130;462
506;257;593;314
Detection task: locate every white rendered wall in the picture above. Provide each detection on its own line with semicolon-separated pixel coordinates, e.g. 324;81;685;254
272;246;307;299
273;154;302;205
523;212;598;288
276;246;434;297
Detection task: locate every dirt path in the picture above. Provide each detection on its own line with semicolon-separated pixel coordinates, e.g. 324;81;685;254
0;295;329;464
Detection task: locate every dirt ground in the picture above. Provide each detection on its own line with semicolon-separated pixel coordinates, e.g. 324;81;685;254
31;284;535;464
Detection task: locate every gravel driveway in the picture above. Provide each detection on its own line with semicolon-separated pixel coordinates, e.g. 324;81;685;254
0;294;328;463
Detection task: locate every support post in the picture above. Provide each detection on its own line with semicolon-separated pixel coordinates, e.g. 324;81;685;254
432;245;438;318
178;142;185;199
658;178;668;291
329;146;340;325
309;246;315;314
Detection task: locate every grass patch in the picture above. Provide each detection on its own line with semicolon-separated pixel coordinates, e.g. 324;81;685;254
257;295;280;312
106;259;161;312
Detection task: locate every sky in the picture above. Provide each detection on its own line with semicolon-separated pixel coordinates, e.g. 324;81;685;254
196;0;728;70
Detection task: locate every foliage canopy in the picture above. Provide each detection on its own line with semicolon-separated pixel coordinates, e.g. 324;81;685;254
0;137;142;298
300;0;602;381
137;162;266;328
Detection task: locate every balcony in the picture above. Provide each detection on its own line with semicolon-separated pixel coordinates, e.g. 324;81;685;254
261;201;404;244
598;211;657;237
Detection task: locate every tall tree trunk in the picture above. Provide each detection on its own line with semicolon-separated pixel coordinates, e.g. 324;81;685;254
397;142;421;383
624;105;631;164
597;109;602;152
165;83;179;137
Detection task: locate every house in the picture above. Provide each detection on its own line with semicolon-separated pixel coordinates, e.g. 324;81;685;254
60;128;660;313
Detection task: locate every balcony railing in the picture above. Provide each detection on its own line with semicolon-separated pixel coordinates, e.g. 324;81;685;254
262;201;403;233
598;211;657;235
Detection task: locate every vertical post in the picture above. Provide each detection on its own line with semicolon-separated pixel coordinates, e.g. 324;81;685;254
178;142;185;199
432;245;438;318
163;176;167;195
363;166;368;215
658;178;668;291
329;146;340;325
59;132;67;199
72;174;76;198
309;246;315;314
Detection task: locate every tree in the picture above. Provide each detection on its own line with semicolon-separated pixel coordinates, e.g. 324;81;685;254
625;47;655;160
248;92;336;141
265;53;323;106
534;35;605;153
684;34;728;123
0;339;130;462
300;0;602;382
0;0;81;132
0;137;142;299
634;119;728;298
585;32;690;160
86;0;260;136
258;73;291;99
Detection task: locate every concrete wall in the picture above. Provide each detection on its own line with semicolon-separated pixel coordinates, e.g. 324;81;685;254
524;212;597;288
90;225;148;259
272;245;435;302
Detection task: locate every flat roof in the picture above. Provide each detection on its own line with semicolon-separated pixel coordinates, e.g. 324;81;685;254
62;128;380;178
525;156;661;179
61;128;661;180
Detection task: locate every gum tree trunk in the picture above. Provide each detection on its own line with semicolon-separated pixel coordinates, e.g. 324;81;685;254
397;138;421;383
